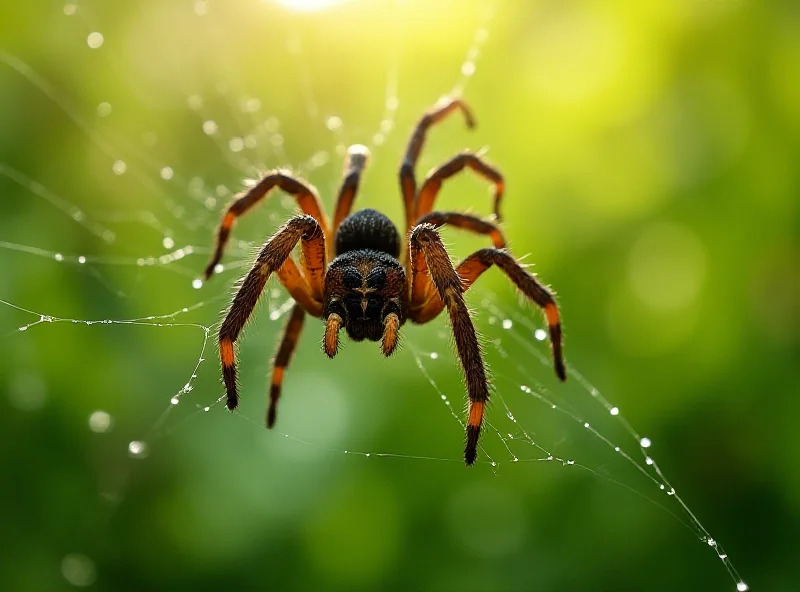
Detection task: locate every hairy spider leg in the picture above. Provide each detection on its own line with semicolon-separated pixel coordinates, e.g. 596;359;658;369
409;224;489;466
219;215;325;411
331;145;370;242
414;247;566;381
267;304;306;428
204;172;329;280
399;98;475;232
415;152;505;222
275;257;323;317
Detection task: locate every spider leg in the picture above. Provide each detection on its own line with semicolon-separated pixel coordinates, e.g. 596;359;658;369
416;211;506;248
413;247;566;381
204;172;328;280
409;224;489;466
416;152;504;222
275;256;323;317
219;215;325;411
400;98;475;231
267;304;305;428
331;145;370;240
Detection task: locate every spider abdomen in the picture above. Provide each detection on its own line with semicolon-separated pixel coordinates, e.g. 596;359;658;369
335;208;401;257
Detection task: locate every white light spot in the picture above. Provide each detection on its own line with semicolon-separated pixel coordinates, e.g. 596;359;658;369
192;279;203;289
203;406;210;412
645;456;654;465
372;133;385;146
461;61;476;76
96;102;112;117
228;137;245;152
737;583;749;591
127;440;148;458
387;96;399;110
609;406;619;415
112;160;126;175
269;311;281;321
87;32;104;49
162;237;174;249
54;253;64;262
63;3;77;16
430;352;439;360
640;437;652;448
61;553;96;587
160;166;174;180
170;397;179;405
534;329;547;341
203;120;218;135
583;422;590;428
88;411;113;433
77;256;87;264
502;319;513;330
326;116;342;131
214;263;224;274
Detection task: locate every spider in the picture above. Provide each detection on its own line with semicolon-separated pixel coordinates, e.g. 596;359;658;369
203;98;566;465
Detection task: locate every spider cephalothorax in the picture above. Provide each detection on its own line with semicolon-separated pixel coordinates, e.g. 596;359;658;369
204;98;566;465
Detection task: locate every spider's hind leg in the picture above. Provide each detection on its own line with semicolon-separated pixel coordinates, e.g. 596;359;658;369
267;304;305;428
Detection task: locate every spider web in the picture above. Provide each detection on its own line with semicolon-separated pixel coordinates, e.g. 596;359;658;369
0;1;749;590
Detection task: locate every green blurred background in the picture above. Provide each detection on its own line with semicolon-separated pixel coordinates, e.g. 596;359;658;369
1;0;798;590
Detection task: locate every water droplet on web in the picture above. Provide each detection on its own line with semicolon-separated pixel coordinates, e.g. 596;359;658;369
507;412;515;421
162;236;174;249
706;538;716;547
192;279;203;290
112;160;126;175
160;167;174;180
645;456;654;465
61;553;96;587
88;410;113;433
501;319;513;330
490;461;497;467
365;453;371;457
429;352;438;360
54;253;64;262
326;116;342;131
640;437;652;448
566;459;575;465
609;406;619;415
737;582;749;591
440;394;446;400
203;120;218;135
461;61;476;76
96;102;112;117
214;263;224;274
170;397;179;405
203;406;210;412
19;326;28;331
87;32;104;49
78;256;86;264
614;446;621;452
583;422;590;428
228;137;245;152
127;440;148;458
534;329;546;341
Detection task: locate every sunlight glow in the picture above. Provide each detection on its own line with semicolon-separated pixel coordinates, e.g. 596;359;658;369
275;0;349;11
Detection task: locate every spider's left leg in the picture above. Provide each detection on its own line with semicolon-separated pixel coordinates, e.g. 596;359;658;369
409;224;489;466
414;247;566;381
331;145;370;239
219;215;324;411
267;304;305;427
204;173;328;280
415;152;504;222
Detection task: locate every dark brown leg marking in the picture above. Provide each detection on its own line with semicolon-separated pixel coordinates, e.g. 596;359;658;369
409;223;488;466
267;304;305;428
416;152;504;222
204;172;328;280
218;215;324;411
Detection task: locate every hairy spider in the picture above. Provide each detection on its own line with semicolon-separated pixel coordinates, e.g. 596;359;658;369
203;98;566;465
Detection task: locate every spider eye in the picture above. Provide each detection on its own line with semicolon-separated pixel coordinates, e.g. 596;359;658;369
365;268;387;290
341;267;362;289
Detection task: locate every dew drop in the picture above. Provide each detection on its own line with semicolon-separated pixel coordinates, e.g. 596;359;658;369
534;329;547;341
440;394;446;400
645;456;654;465
507;412;515;421
501;319;513;330
19;326;28;331
162;236;175;249
326;116;342;131
170;397;179;405
365;453;371;457
609;406;619;416
640;437;652;448
737;583;748;591
387;96;399;110
192;279;203;290
490;461;497;467
461;61;476;76
88;411;113;433
583;422;590;428
87;32;104;49
127;440;148;458
160;166;174;180
214;263;224;274
614;446;621;452
78;256;86;264
203;120;218;135
203;406;210;412
429;352;439;360
112;160;126;175
54;253;64;262
96;102;112;117
228;137;245;152
566;459;575;465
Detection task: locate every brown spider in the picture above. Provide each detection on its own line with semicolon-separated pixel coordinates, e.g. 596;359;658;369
203;98;566;465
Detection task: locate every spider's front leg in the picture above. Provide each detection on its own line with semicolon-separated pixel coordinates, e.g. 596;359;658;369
409;224;489;466
219;215;325;411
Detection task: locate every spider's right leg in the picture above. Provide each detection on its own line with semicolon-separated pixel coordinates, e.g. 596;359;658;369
331;145;370;240
204;172;328;280
400;98;475;232
416;211;506;248
219;215;324;411
267;304;305;428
